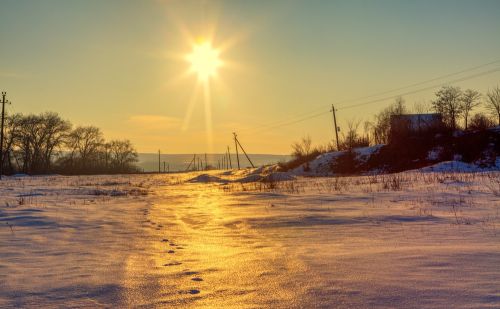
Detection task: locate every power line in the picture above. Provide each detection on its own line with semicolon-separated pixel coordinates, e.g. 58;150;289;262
240;65;500;134
251;110;329;134
334;58;500;107
338;66;500;110
238;58;500;134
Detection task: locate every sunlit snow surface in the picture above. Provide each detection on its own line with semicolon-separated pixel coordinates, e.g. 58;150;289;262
0;170;499;308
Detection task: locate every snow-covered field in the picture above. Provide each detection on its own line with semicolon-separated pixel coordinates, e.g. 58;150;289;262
1;170;499;308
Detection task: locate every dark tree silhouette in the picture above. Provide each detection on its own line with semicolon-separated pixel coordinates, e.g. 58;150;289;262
1;112;139;175
485;86;500;125
366;97;407;144
461;89;481;130
468;113;495;130
432;86;463;130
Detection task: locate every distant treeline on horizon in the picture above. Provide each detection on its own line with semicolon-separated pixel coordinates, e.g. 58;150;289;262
0;112;138;175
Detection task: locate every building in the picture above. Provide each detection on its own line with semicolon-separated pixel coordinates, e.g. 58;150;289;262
390;113;443;142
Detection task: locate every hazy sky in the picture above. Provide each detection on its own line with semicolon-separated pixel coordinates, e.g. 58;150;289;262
1;0;500;154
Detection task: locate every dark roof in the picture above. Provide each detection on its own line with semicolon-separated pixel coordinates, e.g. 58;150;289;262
391;113;442;130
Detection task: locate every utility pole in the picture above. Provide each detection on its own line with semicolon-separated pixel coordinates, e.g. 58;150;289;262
227;146;232;169
186;154;196;171
235;134;255;168
204;153;208;170
0;92;10;180
158;150;161;173
163;161;166;173
233;133;240;169
331;104;340;151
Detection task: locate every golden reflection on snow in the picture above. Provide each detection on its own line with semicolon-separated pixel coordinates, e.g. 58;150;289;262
135;179;310;307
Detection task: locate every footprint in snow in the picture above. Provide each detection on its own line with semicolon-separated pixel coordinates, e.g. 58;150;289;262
168;250;175;254
189;289;200;295
163;262;182;266
191;277;203;282
161;239;169;242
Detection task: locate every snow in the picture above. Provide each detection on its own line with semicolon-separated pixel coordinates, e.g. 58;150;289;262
420;159;500;172
354;144;384;158
188;170;294;184
188;174;228;183
292;144;384;175
1;171;499;308
233;173;263;183
427;147;443;161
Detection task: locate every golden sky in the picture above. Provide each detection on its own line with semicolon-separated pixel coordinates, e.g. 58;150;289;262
1;0;500;153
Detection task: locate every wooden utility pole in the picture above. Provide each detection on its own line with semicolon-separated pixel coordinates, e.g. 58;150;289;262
204;153;208;170
227;146;232;169
186;154;196;171
0;92;10;180
331;104;340;151
233;133;240;169
158;150;161;173
235;134;255;168
163;161;166;173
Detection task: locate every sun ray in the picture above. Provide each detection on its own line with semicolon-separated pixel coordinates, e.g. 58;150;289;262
181;83;201;131
203;80;214;153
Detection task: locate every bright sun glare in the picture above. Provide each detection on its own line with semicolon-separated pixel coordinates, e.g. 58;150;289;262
186;42;221;81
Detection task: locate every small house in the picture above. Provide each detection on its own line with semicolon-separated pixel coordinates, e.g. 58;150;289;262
390;113;443;142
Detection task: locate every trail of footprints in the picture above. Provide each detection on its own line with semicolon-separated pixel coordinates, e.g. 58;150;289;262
141;206;203;296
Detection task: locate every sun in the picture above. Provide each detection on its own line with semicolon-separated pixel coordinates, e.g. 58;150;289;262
186;42;222;81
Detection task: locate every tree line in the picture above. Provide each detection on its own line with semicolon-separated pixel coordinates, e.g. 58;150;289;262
1;112;139;175
289;85;500;162
367;85;500;145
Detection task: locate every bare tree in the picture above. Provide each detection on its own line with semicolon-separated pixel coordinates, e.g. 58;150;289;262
40;113;71;172
291;135;312;159
432;86;463;130
66;126;104;172
2;111;139;175
11;114;44;173
340;120;369;151
461;89;481;130
412;101;430;114
469;113;495;130
6;113;71;174
1;114;23;173
485;86;500;125
108;140;138;172
366;98;407;144
393;96;406;115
